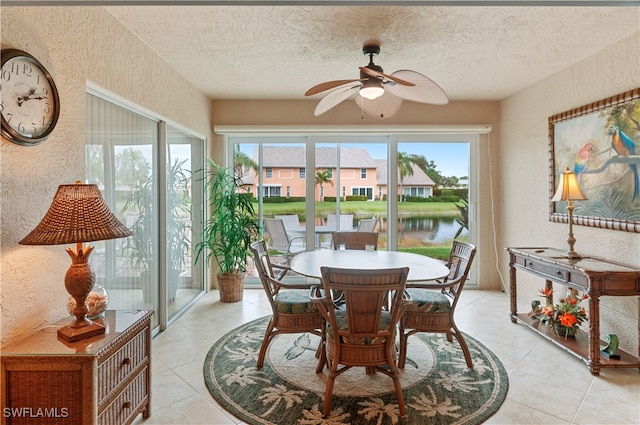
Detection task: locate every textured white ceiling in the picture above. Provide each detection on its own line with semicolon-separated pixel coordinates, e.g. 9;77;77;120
105;5;639;101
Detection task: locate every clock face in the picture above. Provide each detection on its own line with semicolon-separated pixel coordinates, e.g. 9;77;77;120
1;49;60;146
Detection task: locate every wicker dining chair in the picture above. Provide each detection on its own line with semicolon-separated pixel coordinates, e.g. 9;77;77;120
330;231;378;250
249;240;323;368
310;266;411;418
398;241;477;369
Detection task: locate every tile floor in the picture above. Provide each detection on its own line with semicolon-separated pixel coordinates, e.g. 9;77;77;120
133;288;640;425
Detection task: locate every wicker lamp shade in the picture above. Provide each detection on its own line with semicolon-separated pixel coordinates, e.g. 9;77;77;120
19;182;132;342
19;183;132;246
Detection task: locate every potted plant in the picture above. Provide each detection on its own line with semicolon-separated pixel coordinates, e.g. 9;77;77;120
195;158;259;302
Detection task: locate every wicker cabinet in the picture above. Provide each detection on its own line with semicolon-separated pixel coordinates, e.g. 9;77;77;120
1;310;152;425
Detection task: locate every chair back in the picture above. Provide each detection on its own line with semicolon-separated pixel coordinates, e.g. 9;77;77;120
443;241;476;306
263;218;291;252
319;267;409;338
249;240;279;297
274;214;300;229
357;218;379;232
326;214;354;231
330;231;378;250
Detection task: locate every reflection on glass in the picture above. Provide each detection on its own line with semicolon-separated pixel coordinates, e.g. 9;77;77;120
86;94;205;329
166;126;204;319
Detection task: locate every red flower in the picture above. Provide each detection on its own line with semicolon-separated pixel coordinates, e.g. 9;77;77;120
559;313;578;327
539;288;553;297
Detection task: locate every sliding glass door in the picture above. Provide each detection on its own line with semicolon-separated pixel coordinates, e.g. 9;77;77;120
86;92;205;331
229;132;476;286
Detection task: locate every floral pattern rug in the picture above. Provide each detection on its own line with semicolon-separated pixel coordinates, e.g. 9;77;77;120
203;316;508;425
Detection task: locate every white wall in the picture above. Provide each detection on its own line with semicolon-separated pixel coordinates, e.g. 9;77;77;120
0;7;212;347
499;32;640;354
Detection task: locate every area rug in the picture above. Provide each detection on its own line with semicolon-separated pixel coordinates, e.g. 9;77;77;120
204;316;508;425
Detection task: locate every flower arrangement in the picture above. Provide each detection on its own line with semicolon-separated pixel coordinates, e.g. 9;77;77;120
532;287;588;338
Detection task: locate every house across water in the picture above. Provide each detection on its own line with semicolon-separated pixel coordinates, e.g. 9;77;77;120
240;146;435;201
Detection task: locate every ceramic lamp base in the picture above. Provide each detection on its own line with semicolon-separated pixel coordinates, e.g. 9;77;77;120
57;321;105;342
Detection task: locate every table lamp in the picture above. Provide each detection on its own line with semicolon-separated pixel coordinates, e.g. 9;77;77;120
551;167;587;259
19;182;132;342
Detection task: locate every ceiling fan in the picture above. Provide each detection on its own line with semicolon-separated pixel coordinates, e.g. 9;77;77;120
305;43;449;120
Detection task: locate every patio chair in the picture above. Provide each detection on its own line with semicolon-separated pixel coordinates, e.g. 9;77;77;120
263;218;306;258
330;231;378;250
326;214;354;231
310;266;411;417
249;240;323;368
356;217;379;232
275;214;301;238
398;241;477;369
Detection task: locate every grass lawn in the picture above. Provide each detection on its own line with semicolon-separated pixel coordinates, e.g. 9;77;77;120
259;200;460;218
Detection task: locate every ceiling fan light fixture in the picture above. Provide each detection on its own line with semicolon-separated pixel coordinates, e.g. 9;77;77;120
359;79;384;100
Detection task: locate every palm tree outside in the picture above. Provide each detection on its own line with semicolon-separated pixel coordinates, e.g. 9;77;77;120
234;148;258;183
315;169;333;201
398;151;416;202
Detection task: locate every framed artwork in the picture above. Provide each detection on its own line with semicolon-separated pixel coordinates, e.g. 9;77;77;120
549;88;640;233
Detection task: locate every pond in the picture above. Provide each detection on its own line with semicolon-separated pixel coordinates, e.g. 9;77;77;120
305;215;467;246
398;216;467;244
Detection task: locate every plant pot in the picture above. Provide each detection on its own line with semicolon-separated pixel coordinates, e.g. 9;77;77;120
554;323;577;338
217;272;244;303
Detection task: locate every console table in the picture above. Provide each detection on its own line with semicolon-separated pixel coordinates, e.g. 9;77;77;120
1;310;152;425
507;247;640;375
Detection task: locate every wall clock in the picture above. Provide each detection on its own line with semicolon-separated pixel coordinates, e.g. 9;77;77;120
1;49;60;146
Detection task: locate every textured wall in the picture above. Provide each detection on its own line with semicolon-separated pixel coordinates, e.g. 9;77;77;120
499;32;640;354
0;7;212;347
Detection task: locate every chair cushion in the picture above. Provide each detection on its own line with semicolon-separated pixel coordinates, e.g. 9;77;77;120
404;288;452;313
274;289;316;314
326;310;391;345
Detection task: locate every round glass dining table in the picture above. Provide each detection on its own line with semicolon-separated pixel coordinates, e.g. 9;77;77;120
289;250;450;282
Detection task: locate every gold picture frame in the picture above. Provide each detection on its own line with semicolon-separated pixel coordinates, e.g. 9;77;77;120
549;88;640;233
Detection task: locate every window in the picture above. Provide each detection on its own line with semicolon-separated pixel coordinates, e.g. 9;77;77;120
326;168;333;178
265;167;272;178
262;185;281;197
352;187;374;200
226;132;479;288
403;187;431;198
299;167;306;179
86;90;205;332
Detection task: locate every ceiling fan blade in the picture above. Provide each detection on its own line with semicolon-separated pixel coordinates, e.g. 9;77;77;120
314;83;360;116
386;70;449;105
305;79;361;96
359;67;415;87
355;91;403;120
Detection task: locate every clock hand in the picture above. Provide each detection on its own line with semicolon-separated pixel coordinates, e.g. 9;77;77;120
17;90;34;106
17;88;46;106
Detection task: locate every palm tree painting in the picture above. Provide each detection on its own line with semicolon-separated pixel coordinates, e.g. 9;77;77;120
549;88;640;233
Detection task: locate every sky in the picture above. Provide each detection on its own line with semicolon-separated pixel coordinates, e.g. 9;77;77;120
238;142;469;178
353;142;469;178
